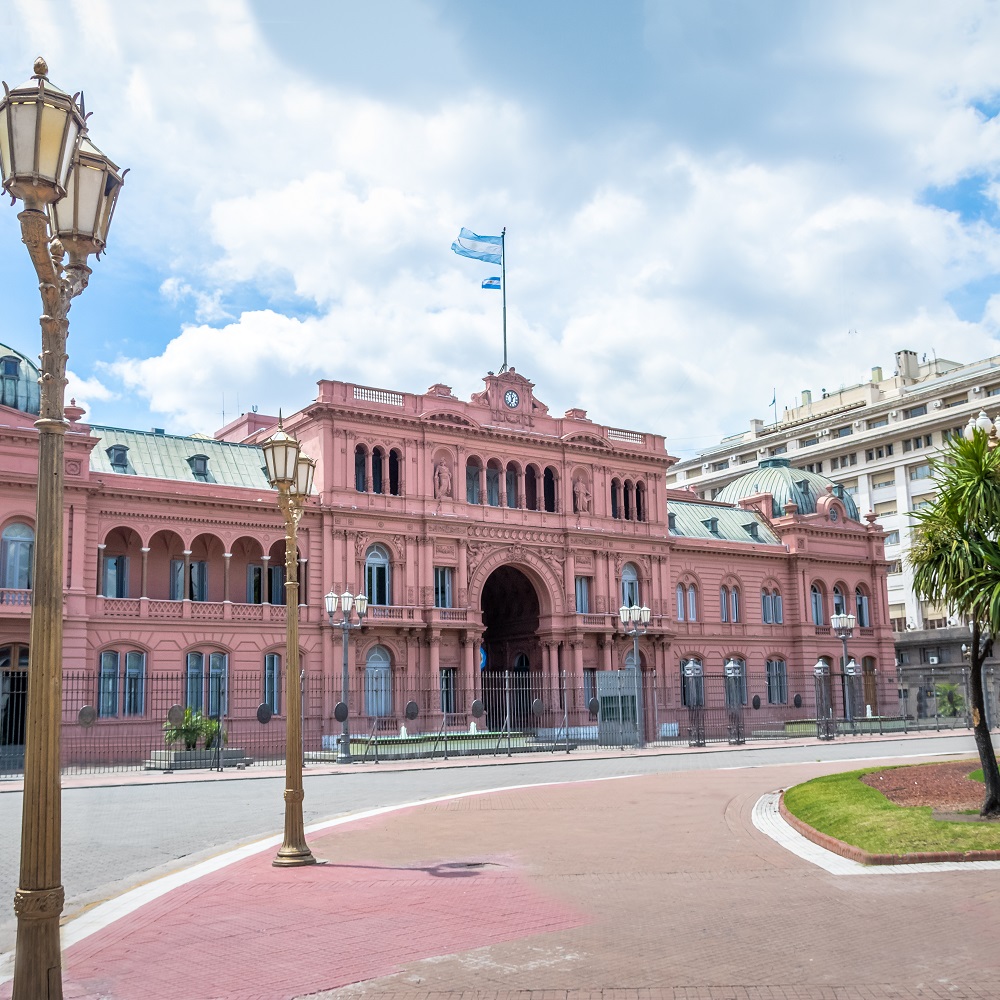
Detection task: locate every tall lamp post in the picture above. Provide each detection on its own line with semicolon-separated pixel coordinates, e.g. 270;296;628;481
619;603;650;748
324;590;368;762
1;59;124;999
831;612;858;724
262;421;318;868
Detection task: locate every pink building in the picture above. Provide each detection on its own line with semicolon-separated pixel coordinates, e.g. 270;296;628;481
0;343;895;763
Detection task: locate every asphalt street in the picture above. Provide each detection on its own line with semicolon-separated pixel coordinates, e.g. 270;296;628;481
0;732;981;957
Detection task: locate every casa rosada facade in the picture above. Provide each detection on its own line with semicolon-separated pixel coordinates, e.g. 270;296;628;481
0;340;896;756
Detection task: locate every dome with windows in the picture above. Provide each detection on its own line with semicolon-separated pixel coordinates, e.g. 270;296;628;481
715;458;860;521
0;342;40;416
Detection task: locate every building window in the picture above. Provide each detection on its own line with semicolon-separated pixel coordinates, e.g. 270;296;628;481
170;559;209;601
185;651;228;715
543;467;557;513
725;657;747;705
835;426;853;438
687;584;698;622
855;587;871;627
866;446;894;461
909;463;932;481
466;458;482;504
830;453;857;470
867;416;888;429
264;652;281;714
124;651;145;716
810;584;825;626
884;530;900;545
903;404;927;419
440;667;457;714
102;554;129;598
610;478;621;518
635;482;646;522
269;563;285;605
189;454;209;481
680;658;704;707
583;668;597;707
434;566;453;609
730;586;740;623
365;645;392;717
0;523;33;590
772;590;783;623
761;588;783;624
575;576;591;613
770;444;787;456
766;658;788;704
354;445;367;492
720;585;729;623
505;463;519;508
365;544;391;605
525;466;539;510
371;447;385;494
107;445;129;472
621;563;639;608
676;583;685;621
486;462;501;506
832;586;847;616
99;650;120;717
388;449;401;496
800;436;818;447
246;564;263;604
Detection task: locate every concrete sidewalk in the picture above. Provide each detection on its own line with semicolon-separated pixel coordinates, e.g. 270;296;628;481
3;750;996;1000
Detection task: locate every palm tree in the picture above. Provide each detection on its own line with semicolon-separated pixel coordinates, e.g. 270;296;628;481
909;422;1000;816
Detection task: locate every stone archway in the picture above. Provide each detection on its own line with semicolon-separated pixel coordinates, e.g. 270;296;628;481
480;565;541;730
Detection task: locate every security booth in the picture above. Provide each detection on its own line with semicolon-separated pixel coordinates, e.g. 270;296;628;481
596;669;640;747
683;658;705;746
724;658;745;744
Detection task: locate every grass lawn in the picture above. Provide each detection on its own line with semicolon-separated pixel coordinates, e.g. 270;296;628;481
782;766;1000;855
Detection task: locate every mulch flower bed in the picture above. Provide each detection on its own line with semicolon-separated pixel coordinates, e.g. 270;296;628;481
860;758;991;817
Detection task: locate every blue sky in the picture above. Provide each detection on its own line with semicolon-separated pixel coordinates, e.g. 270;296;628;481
2;1;1000;457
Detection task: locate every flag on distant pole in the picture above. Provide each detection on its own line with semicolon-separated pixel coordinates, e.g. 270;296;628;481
452;226;508;371
451;228;502;264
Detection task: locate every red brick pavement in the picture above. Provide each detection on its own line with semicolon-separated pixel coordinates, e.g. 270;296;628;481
4;757;998;1000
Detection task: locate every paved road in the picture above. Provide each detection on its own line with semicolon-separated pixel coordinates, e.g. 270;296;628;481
0;733;981;958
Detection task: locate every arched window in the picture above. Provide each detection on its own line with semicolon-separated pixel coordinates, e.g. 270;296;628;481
185;650;228;715
761;588;773;624
371;447;385;495
365;544;391;606
365;645;392;717
621;563;639;607
855;586;871;627
466;458;482;504
832;585;847;616
635;481;646;522
730;586;740;623
720;586;730;623
514;652;530;670
505;462;519;508
1;523;33;590
610;478;621;519
388;449;401;496
354;445;367;492
264;652;281;714
525;466;539;510
810;583;825;626
724;656;747;706
766;658;787;704
623;480;633;521
543;467;557;513
676;583;685;621
772;589;783;623
625;648;643;670
687;584;698;622
680;657;704;707
99;650;120;718
486;460;502;507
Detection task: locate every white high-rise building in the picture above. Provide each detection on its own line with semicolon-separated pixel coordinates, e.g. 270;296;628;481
668;349;1000;634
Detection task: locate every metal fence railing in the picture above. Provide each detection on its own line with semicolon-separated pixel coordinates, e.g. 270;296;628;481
0;666;993;778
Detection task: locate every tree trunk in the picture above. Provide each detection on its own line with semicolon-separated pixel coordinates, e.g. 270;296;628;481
970;624;1000;817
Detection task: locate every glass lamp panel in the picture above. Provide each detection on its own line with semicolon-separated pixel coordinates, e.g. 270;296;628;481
37;100;70;180
355;593;369;616
619;605;629;624
640;606;651;624
0;106;10;179
846;614;856;629
9;101;37;177
54;157;103;237
324;591;339;615
340;591;354;613
294;455;315;496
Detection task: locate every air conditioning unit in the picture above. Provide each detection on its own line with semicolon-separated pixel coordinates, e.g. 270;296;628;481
928;656;939;664
702;463;711;471
889;410;897;418
973;386;983;394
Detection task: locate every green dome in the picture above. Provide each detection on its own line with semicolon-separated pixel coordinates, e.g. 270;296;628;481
0;342;40;416
715;458;860;521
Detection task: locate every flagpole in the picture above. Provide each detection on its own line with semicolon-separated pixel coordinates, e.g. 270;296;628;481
500;227;508;372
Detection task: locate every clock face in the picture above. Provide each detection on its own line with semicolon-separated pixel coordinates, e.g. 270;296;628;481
504;389;520;409
830;507;839;522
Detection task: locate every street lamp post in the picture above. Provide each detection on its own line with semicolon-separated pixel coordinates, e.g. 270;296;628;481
324;590;369;762
1;58;124;999
262;422;318;868
813;659;834;740
831;612;858;724
618;603;650;748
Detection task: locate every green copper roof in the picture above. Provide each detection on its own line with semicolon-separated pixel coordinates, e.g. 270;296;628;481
715;457;860;521
0;340;41;415
668;500;780;545
90;426;271;489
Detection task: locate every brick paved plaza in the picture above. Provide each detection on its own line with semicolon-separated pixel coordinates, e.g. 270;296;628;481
3;752;994;1000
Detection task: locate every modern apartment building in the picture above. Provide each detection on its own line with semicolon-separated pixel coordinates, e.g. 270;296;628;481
667;348;1000;633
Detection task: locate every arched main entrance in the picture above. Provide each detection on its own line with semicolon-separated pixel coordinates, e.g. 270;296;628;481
480;565;541;730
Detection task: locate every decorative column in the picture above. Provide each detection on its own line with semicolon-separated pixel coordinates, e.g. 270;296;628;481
96;544;106;597
222;552;232;603
140;547;149;600
261;555;271;604
299;557;307;606
182;550;192;601
457;539;468;607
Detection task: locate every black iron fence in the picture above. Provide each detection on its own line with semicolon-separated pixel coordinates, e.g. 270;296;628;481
0;665;994;778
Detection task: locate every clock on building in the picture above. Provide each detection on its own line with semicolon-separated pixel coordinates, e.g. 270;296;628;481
504;389;520;408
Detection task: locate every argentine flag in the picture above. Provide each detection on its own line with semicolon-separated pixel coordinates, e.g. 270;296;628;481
451;227;502;265
482;276;501;290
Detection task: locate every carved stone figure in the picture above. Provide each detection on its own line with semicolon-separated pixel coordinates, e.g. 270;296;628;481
573;478;592;513
434;460;453;499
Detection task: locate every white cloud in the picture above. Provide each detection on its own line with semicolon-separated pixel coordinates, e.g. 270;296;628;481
4;2;1000;456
